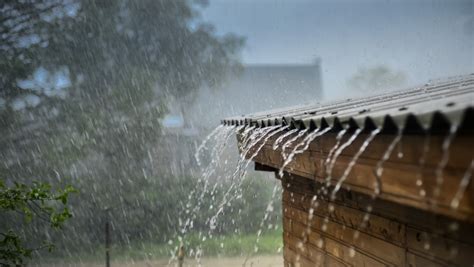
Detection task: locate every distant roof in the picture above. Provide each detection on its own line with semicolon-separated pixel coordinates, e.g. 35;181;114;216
222;74;474;134
188;61;323;127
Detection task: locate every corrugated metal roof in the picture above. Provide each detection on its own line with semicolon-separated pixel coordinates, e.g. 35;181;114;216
221;74;474;134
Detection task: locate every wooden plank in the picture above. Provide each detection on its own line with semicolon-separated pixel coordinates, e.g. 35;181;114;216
324;237;387;267
406;252;448;267
282;190;406;246
283;246;322;267
287;216;388;267
406;226;474;266
283;206;406;266
284;233;326;265
248;139;474;221
244;131;474;170
281;173;474;246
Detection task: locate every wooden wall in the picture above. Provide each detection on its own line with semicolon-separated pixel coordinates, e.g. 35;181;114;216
280;173;474;267
241;131;474;222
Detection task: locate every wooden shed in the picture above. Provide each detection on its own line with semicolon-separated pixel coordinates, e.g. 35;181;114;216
222;74;474;266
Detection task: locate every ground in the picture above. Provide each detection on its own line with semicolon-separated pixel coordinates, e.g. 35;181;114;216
37;255;283;267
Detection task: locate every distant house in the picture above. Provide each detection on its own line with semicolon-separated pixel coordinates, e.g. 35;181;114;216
188;60;323;127
158;60;323;175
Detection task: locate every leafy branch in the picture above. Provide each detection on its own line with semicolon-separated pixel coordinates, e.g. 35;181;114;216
0;179;77;266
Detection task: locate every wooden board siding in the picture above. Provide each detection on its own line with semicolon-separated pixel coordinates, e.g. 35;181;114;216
239;131;474;222
280;173;474;267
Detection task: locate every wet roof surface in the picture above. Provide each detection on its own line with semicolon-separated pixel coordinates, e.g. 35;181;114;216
222;74;474;134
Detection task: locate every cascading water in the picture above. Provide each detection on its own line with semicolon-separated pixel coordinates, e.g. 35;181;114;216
300;128;347;246
243;184;281;265
273;128;299;150
179;126;236;236
281;128;309;160
451;159;474;209
203;125;285;246
279;127;332;178
180;117;471;266
416;134;431;199
324;128;362;193
330;128;381;200
194;125;225;167
349;127;404;251
433;125;458;198
373;128;403;197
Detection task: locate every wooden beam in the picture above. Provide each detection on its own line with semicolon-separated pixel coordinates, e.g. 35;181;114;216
238;131;474;222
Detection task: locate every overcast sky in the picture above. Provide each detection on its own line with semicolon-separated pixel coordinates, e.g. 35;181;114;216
201;0;474;99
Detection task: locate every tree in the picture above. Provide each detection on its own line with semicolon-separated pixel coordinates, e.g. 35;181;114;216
0;180;76;266
0;0;244;256
347;65;406;92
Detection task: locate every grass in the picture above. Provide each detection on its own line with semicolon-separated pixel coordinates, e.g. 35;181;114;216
37;229;283;264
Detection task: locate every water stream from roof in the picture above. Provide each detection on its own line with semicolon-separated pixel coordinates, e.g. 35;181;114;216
281;128;309;160
330;128;381;200
243;183;281;265
207;125;281;236
180;125;235;236
187;120;470;264
324;129;362;191
279;127;331;177
188;125;264;264
416;134;431;199
373;128;403;197
451;159;474;209
433;125;458;198
272;128;299;150
308;127;346;247
194;124;225;167
350;127;404;250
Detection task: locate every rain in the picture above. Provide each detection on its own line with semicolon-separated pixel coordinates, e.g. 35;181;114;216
1;1;473;267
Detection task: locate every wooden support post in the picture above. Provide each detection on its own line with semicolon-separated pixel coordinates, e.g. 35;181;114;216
105;210;110;267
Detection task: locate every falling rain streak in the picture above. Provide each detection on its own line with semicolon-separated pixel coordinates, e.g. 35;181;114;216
174;115;470;264
331;128;380;200
451;159;474;209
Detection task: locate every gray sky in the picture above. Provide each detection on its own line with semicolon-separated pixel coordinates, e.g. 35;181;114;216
201;0;474;99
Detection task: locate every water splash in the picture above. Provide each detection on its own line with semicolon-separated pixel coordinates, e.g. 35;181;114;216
331;128;381;200
450;159;474;209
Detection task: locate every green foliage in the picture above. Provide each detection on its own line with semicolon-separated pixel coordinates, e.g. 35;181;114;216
38;230;282;264
0;0;253;261
0;180;76;266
